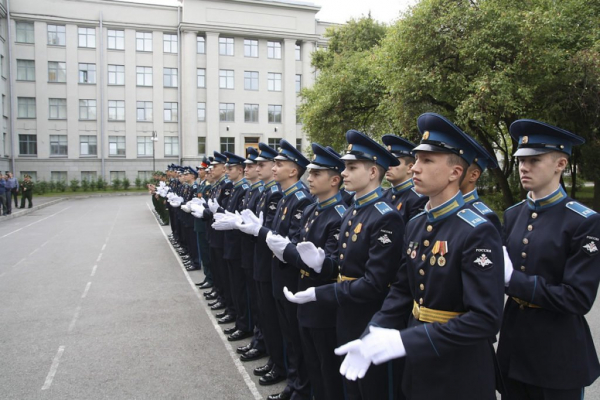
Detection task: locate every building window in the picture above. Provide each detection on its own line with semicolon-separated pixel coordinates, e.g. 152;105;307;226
50;135;68;155
137;136;153;156
219;37;234;56
219;103;235;122
48;62;66;83
16;21;34;43
81;171;97;181
295;74;302;93
78;27;96;48
267;41;282;59
19;134;37;155
295;42;301;60
268;138;282;148
197;36;205;54
136;101;153;121
136;32;152;51
244;39;258;57
110;171;126;182
107;29;125;50
268;105;282;123
79;63;96;84
51;171;68;182
197;103;206;122
17;60;35;81
164;136;179;156
220;137;235;153
163;33;178;53
244;71;258;90
296;139;303;152
244;104;259;123
268;73;282;91
49;98;67;119
163;68;178;87
108;100;125;121
219;69;234;89
198;137;206;155
109;136;126;156
79;100;97;120
108;65;125;85
17;98;36;118
164;102;178;122
197;68;206;88
137;171;153;181
80;135;97;156
47;25;66;46
136;66;152;86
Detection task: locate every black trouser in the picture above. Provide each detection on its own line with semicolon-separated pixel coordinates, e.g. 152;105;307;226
185;225;200;268
275;297;310;399
210;247;234;315
344;360;396;400
12;189;18;207
170;208;179;241
197;230;212;283
503;378;584;400
0;194;6;215
226;258;249;331
20;192;32;208
6;191;12;213
243;268;263;349
256;280;286;375
299;325;343;400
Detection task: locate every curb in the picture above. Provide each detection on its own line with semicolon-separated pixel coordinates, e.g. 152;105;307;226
61;192;149;200
2;197;68;221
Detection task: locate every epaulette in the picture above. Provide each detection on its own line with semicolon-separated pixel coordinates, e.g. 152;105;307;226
457;209;487;228
192;184;198;190
411;187;424;197
335;204;346;218
374;201;393;215
258;186;265;193
242;184;250;190
295;191;306;200
504;200;525;213
271;185;279;193
472;201;493;215
566;201;597;218
224;179;231;184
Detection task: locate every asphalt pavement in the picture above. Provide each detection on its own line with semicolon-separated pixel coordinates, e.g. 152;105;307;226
0;195;599;399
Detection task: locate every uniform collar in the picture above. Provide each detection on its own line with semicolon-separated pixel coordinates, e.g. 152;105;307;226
214;175;226;185
354;187;383;209
283;181;303;197
392;178;414;195
462;189;479;204
526;185;566;211
425;191;465;222
318;192;342;210
251;180;263;191
264;180;277;189
233;178;248;188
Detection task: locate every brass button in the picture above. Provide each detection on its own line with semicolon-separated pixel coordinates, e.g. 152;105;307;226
419;298;424;305
424;240;430;247
421;254;426;261
392;195;396;200
532;212;538;219
340;254;344;260
419;284;424;291
521;252;527;258
419;269;425;276
342;243;347;249
527;225;533;231
315;211;319;216
520;266;526;271
353;210;357;215
345;232;349;237
523;238;529;245
348;221;352;226
303;237;306;241
306;227;309;232
426;225;433;232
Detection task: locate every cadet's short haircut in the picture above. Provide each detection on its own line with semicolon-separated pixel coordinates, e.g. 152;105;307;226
550;151;569;162
399;155;416;165
446;153;469;185
325;169;344;188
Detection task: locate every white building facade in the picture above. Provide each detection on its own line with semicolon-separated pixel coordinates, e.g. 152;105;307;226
6;0;331;182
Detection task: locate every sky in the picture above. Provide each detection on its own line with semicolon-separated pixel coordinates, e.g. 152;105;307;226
313;0;417;24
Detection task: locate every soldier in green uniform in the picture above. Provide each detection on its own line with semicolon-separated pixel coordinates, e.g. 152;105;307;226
19;174;34;209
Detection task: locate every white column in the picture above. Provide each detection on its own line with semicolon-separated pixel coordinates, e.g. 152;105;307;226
205;32;220;155
283;38;296;145
181;30;198;159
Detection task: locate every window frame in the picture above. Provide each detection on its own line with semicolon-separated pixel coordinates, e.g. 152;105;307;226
49;98;67;120
244;71;259;91
219;37;234;56
80;135;98;156
19;134;37;155
163;67;178;88
16;21;34;44
108;64;125;85
136;101;153;121
49;134;68;156
16;59;35;81
48;61;66;83
78;63;97;84
108;135;126;156
244;103;259;123
219;69;234;89
268;104;282;123
197;68;206;88
47;24;66;46
79;99;97;120
197;102;206;122
136;31;153;52
107;29;125;50
268;72;282;91
136;66;153;86
17;97;36;119
163;33;178;54
164;102;178;122
164;136;179;157
244;39;258;58
78;27;96;48
219;103;235;122
267;41;282;59
108;100;125;121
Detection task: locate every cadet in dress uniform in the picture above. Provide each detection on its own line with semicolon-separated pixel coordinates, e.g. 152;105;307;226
194;159;214;289
180;167;200;271
334;113;505;400
381;134;428;224
286;130;404;400
498;120;600;400
459;135;502;235
266;143;346;400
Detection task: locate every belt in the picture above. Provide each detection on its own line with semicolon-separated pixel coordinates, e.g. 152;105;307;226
412;301;465;324
511;297;541;309
337;274;358;283
300;269;310;279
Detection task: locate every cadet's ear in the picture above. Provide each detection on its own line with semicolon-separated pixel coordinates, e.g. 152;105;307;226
448;163;464;183
556;156;568;174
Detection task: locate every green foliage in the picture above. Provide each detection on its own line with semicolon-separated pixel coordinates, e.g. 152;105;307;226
89;179;97;191
55;180;67;192
112;178;122;190
69;179;80;192
81;179;90;192
35;180;48;195
135;177;143;189
96;177;107;191
122;178;131;190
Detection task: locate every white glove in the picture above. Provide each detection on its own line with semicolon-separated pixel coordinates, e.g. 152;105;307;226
361;326;406;365
503;246;513;287
208;199;220;213
236;211;264;236
283;286;316;304
191;203;205;214
335;340;371;381
266;232;291;262
181;202;192;213
167;192;175;200
296;242;325;274
190;198;203;205
212;212;243;231
241;209;263;226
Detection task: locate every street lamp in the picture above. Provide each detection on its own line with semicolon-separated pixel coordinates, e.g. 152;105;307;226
151;130;159;172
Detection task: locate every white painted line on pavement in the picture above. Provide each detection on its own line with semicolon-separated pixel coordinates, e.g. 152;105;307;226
146;203;262;400
41;345;65;390
40;240;50;248
82;282;91;298
68;306;82;333
91;264;98;277
101;244;106;251
1;206;71;239
96;253;102;262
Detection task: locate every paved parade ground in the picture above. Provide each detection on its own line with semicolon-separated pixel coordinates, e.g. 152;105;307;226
0;195;599;399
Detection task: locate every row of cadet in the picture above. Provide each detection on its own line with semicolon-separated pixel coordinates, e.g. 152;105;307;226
149;112;600;400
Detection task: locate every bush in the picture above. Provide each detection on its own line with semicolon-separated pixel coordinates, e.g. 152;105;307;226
112;178;122;190
48;180;56;192
70;179;80;192
135;177;143;189
55;180;67;192
81;179;90;192
96;177;107;191
35;180;48;195
89;179;97;191
122;178;130;190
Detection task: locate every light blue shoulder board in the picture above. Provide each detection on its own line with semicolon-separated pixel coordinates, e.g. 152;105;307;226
242;184;250;190
374;201;393;215
259;186;264;193
473;201;493;215
504;200;525;213
295;191;306;200
224;179;231;183
271;185;279;193
335;205;346;218
411;187;424;197
457;209;487;228
566;201;596;218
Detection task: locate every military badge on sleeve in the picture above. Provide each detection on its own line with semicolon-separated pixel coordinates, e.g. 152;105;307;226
583;237;599;256
474;254;493;268
377;229;393;246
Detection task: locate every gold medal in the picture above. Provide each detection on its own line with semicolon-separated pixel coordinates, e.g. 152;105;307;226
411;250;417;259
352;234;358;242
437;256;446;267
430;256;436;266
